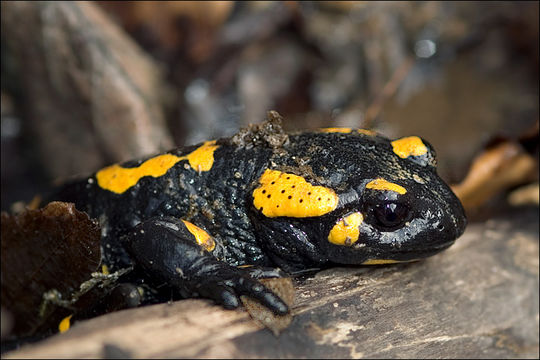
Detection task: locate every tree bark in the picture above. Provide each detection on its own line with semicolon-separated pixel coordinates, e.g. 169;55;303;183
3;207;538;358
0;1;173;180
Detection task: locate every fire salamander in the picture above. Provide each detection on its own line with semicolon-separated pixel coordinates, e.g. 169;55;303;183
48;112;466;317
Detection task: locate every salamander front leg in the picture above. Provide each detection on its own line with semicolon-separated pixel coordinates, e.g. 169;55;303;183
120;217;289;315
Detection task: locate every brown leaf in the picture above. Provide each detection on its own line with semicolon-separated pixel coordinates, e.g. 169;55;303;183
451;140;537;210
241;277;295;336
1;202;101;336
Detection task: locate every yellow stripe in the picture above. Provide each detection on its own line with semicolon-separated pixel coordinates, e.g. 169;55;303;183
366;178;407;195
96;141;219;194
319;127;352;133
362;259;417;265
362;259;400;265
319;128;376;135
96;154;181;194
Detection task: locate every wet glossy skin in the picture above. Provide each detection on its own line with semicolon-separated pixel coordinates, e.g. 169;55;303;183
249;131;466;269
50;125;467;315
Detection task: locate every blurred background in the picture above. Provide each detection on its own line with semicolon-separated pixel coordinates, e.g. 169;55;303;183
1;1;538;217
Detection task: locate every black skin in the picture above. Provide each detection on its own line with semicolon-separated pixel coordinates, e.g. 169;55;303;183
49;126;467;315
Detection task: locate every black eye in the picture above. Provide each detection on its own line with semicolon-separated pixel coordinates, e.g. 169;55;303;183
374;202;409;229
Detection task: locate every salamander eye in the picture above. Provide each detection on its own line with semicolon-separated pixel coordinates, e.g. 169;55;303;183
374;202;409;229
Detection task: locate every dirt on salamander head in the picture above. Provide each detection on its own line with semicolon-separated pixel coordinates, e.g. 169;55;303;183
229;110;289;149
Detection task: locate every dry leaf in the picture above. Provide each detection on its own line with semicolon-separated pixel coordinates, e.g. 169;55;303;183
1;202;101;336
241;277;295;336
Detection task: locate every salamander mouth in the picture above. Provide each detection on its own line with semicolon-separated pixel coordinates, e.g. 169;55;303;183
357;240;455;262
389;240;455;259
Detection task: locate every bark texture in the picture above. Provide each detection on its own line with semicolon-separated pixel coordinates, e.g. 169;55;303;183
3;207;538;359
1;1;173;180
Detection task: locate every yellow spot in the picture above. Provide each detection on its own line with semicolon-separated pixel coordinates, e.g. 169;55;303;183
96;141;219;194
253;169;339;218
181;220;215;252
366;178;407;195
58;315;72;333
357;129;376;136
328;212;364;246
391;136;428;158
101;264;109;275
180;140;219;172
319;127;352;133
362;259;417;265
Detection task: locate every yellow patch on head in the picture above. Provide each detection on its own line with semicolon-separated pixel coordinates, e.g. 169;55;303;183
362;259;417;265
391;136;428;158
181;220;215;252
357;129;376;136
366;178;407;195
96;141;219;194
328;212;364;246
319;127;352;133
253;169;339;218
58;315;72;333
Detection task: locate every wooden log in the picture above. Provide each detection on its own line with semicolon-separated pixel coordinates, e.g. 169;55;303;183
3;207;538;358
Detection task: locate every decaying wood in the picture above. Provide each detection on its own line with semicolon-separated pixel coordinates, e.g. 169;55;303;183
0;1;173;180
3;207;538;358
